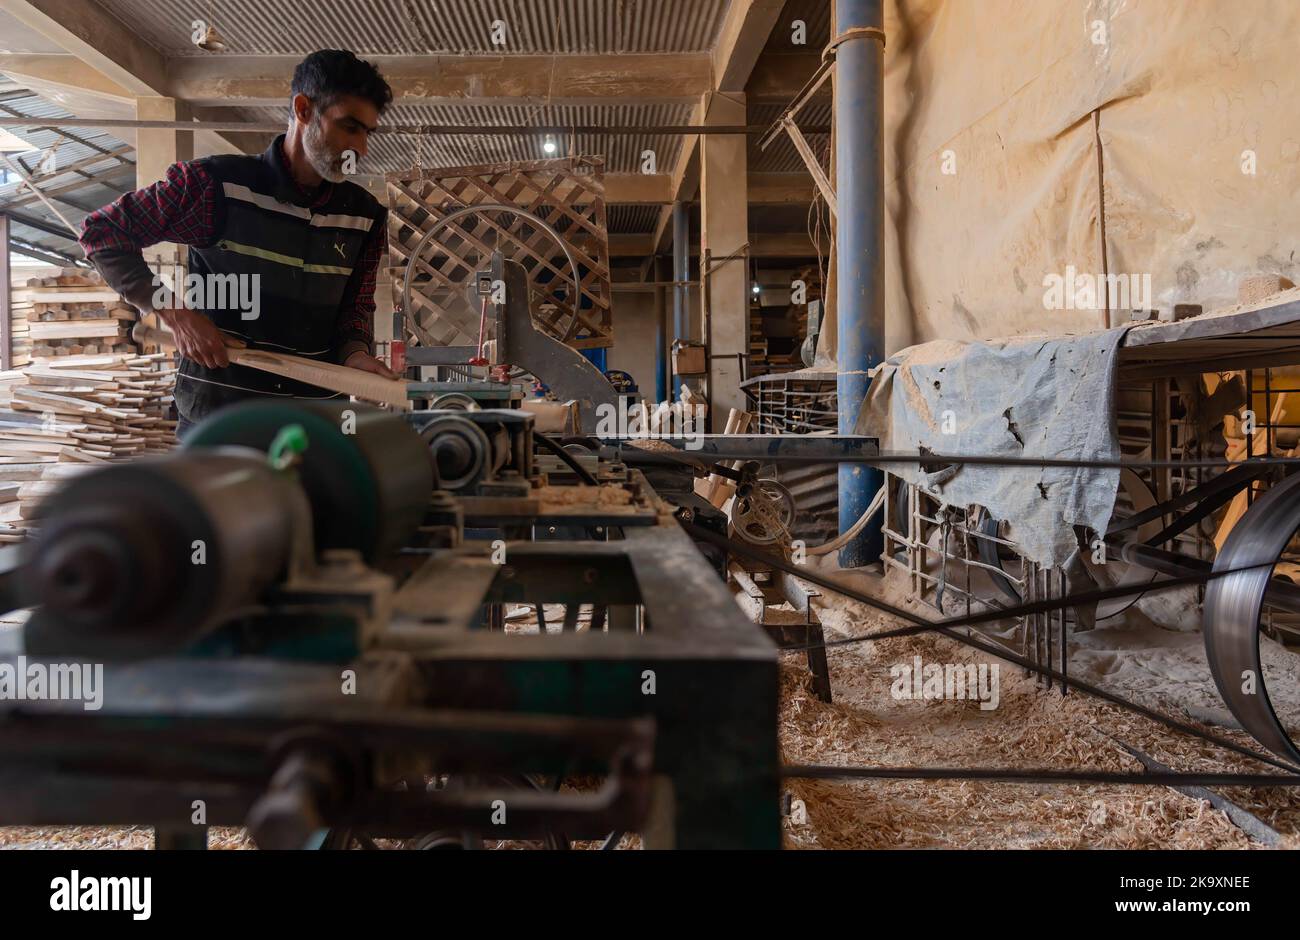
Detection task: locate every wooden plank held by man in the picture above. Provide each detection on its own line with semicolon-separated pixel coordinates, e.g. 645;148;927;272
132;323;411;411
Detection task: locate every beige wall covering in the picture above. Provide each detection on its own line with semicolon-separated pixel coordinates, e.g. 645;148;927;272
861;0;1300;353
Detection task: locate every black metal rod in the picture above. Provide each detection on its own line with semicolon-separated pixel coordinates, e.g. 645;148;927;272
681;519;1298;774
535;433;599;486
1119;542;1300;615
618;442;1300;472
1060;568;1068;697
1107;460;1267;536
782;764;1300;788
1044;568;1052;692
0;116;826;136
1143;477;1255;547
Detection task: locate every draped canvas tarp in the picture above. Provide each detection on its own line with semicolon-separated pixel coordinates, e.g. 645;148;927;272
821;0;1300;363
855;328;1126;567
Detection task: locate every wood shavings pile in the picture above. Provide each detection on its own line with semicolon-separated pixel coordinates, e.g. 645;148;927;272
778;561;1297;849
625;439;679;453
537;483;635;512
0;827;252;849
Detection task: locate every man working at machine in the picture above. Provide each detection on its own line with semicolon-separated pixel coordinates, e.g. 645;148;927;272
78;49;398;438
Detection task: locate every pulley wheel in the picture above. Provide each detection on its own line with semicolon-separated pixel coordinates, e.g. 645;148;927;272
184;401;433;563
1204;471;1300;765
421;415;491;493
429;393;481;412
732;479;796;546
975;511;1022;604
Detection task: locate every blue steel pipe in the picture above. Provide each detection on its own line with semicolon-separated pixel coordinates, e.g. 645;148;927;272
655;268;668;404
835;0;886;568
672;201;689;401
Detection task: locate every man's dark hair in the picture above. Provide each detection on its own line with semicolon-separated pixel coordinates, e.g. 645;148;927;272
291;50;393;115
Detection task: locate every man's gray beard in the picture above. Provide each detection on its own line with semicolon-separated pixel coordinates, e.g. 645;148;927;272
303;116;346;183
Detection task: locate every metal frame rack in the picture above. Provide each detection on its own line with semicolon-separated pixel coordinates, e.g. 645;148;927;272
740;371;840;545
741;371;839;435
879;476;1070;692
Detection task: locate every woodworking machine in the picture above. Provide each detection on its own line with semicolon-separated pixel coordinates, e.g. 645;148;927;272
402;242;619;434
0;400;781;849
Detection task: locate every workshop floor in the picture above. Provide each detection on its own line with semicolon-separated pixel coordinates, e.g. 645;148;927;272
779;560;1300;849
5;573;1300;850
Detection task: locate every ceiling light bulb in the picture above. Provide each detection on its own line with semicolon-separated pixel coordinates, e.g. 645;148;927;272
543;135;558;155
196;24;228;52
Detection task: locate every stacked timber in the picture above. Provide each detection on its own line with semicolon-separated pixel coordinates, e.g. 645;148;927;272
13;269;137;361
0;353;177;540
9;301;31;369
748;312;769;375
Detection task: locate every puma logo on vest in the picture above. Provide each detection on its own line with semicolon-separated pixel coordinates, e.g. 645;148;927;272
335;241;346;258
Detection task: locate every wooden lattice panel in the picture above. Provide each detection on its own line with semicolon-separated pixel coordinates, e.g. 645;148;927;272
387;156;613;351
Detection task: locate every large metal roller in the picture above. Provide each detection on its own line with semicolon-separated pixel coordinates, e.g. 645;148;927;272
185;401;434;563
1203;471;1300;765
21;453;298;659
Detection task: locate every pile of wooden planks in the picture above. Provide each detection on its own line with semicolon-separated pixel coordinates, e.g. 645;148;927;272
0;353;177;539
12;270;137;361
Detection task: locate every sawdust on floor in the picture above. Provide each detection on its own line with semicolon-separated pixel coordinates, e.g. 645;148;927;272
5;562;1298;849
0;827;253;850
778;558;1298;849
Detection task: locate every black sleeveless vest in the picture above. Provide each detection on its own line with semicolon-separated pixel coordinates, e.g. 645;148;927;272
175;135;385;422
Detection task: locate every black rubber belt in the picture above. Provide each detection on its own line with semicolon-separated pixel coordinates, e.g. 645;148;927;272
680;518;1299;775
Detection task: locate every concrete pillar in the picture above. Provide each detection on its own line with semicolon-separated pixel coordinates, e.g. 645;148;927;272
834;0;886;568
135;97;193;187
135;97;194;282
1;213;10;372
699;92;748;428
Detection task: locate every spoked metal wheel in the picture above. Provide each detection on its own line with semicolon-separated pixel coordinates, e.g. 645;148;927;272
1080;468;1166;620
732;479;796;547
399;204;585;379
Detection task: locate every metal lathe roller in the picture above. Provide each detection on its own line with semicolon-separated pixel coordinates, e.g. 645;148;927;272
409;409;534;495
21;452;301;659
17;401;435;660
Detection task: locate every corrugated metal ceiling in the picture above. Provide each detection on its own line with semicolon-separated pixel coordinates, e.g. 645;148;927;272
0;80;135;261
764;0;831;54
245;100;693;174
606;203;659;234
96;0;730;55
